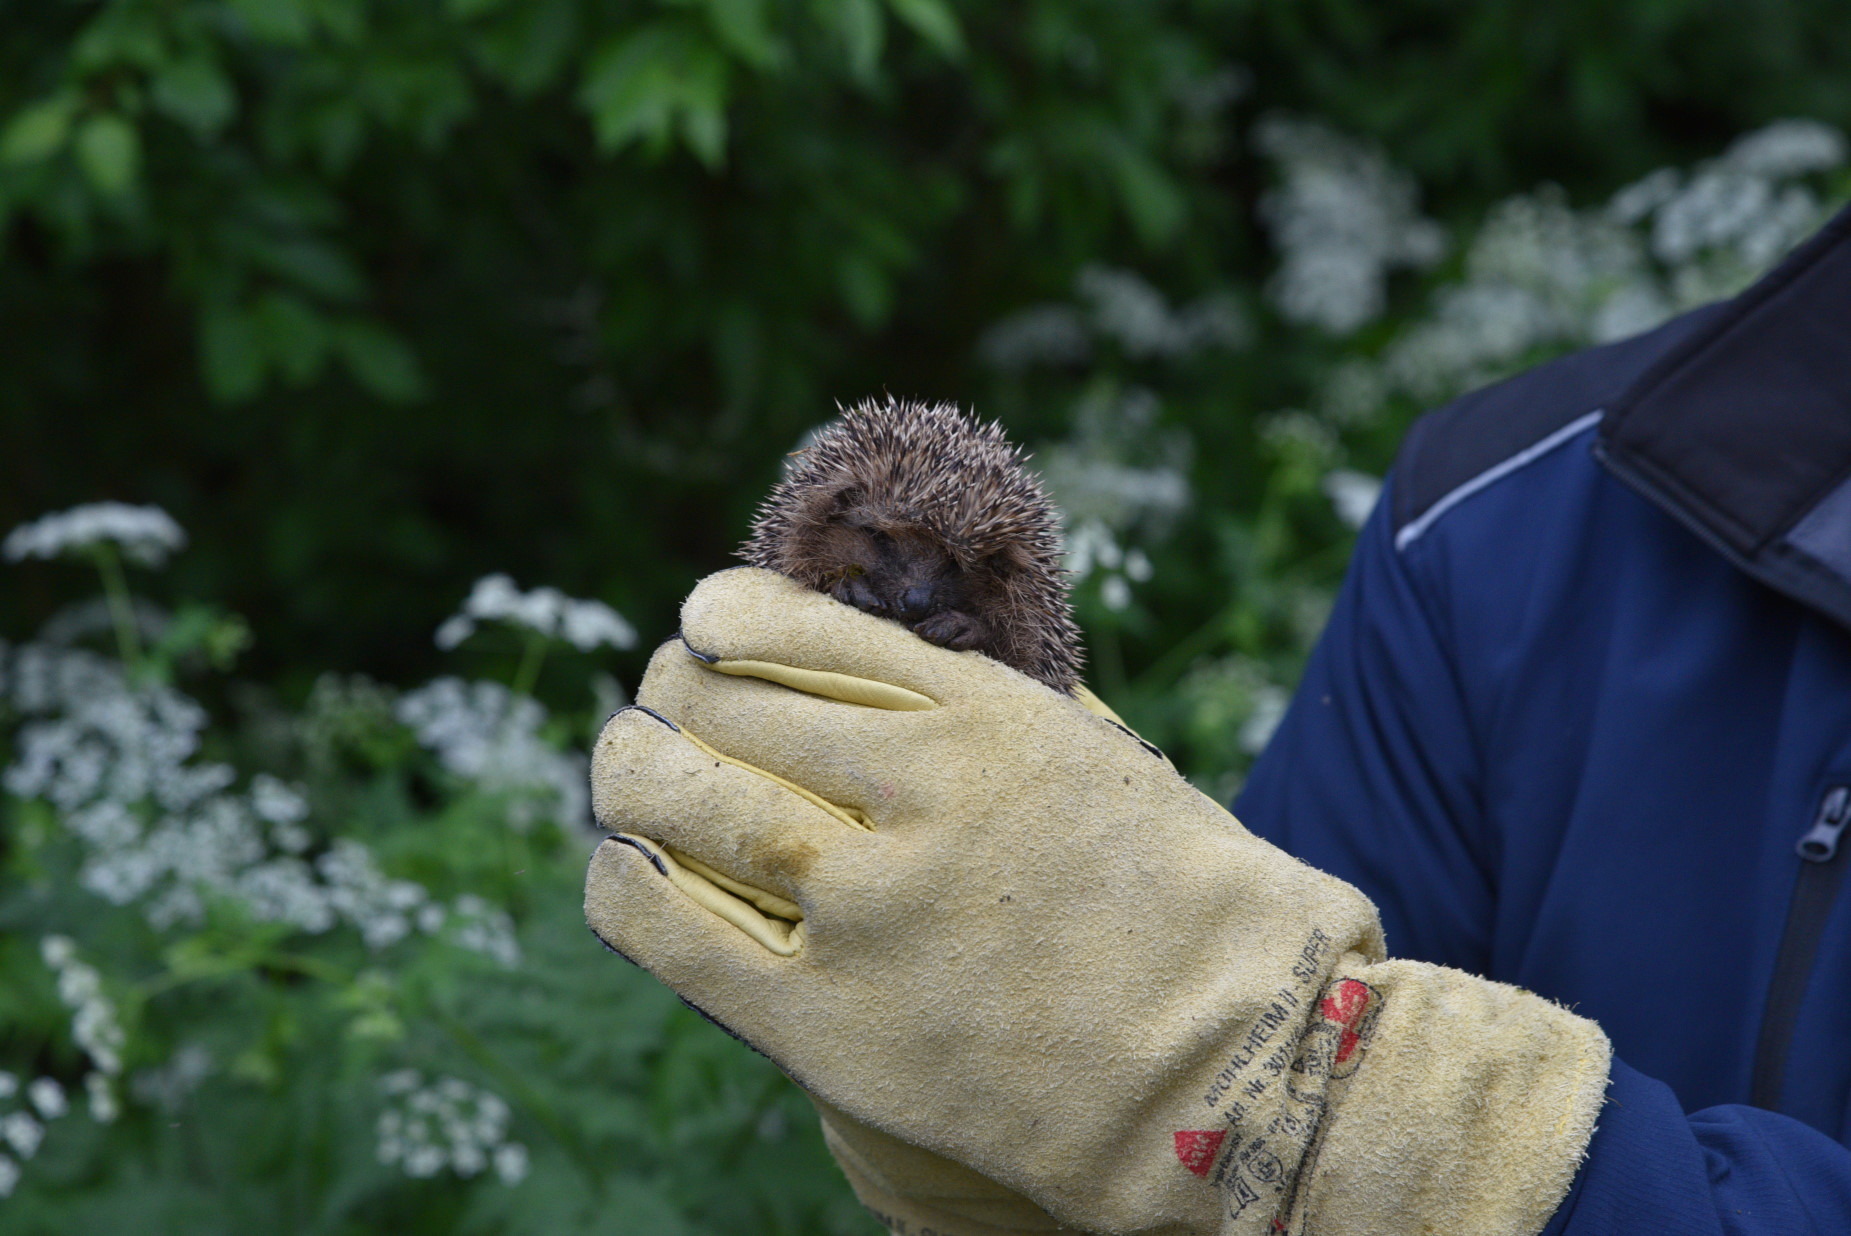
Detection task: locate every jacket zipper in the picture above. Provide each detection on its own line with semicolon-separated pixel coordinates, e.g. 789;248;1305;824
1751;785;1851;1110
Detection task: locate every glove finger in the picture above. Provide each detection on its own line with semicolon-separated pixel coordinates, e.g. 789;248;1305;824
678;567;1037;706
638;640;947;827
591;704;865;913
584;834;791;991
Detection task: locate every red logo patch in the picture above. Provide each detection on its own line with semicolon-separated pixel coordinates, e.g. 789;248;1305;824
1319;978;1373;1064
1173;1129;1227;1177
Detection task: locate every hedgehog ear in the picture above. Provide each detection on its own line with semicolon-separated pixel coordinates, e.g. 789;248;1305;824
828;484;867;518
984;540;1035;574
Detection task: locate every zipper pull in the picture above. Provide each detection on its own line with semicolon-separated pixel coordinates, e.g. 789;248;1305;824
1796;786;1851;863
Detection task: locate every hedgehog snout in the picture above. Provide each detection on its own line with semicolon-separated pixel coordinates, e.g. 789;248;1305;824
897;584;936;621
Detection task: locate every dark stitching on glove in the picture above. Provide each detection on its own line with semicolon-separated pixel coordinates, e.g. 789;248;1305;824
612;704;680;732
586;924;640;968
675;632;720;664
1107;718;1166;759
676;993;774;1062
610;833;670;876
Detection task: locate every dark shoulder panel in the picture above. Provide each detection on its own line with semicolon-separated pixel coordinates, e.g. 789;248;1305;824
1391;305;1729;535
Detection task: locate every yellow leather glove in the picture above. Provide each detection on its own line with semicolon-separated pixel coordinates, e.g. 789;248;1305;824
585;569;1610;1235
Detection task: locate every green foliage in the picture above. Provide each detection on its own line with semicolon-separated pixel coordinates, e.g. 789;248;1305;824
5;0;1850;697
0;554;878;1233
1;1;1850;1226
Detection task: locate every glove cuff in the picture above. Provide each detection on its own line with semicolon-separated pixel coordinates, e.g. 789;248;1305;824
1272;959;1611;1236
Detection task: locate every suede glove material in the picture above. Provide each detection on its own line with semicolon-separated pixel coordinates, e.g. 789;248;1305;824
585;568;1610;1235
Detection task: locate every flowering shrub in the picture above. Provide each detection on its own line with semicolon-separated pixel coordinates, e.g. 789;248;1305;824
1005;118;1848;801
0;508;873;1233
0;107;1846;1230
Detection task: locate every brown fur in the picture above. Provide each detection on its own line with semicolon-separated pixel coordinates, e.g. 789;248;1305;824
739;397;1083;693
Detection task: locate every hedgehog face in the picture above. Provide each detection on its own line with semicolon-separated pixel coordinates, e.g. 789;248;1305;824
739;396;1084;692
804;501;980;628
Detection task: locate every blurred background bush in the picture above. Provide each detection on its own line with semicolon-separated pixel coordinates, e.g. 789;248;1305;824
1;0;1846;1230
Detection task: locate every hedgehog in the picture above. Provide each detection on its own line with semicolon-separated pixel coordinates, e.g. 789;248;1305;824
739;396;1083;694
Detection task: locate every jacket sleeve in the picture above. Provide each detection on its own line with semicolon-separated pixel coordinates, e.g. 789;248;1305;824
1235;476;1851;1235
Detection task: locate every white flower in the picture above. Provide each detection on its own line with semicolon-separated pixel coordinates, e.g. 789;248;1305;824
404;1144;446;1178
41;939;126;1076
558;600;637;653
378;1070;420;1097
493;1142;529;1185
1256;115;1446;335
375;1072;524;1183
0;1074;14;1101
1075;266;1249;359
978;305;1092;370
129;1046;213;1112
1100;575;1133;612
85;1073;118;1123
1;1113;43;1160
3;503;187;567
1721;118;1847;178
0;1154;17;1199
1321;470;1383;530
446;894;522;967
434;574;636;653
397;677;588;836
26;1078;66;1120
249;774;308;825
1238;686;1290;756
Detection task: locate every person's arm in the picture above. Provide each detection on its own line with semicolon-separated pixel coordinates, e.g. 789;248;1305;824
1237;478;1851;1234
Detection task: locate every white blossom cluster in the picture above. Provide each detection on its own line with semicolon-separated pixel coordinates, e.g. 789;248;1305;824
1037;387;1193;538
1329;119;1848;418
375;1071;529;1184
2;644;518;965
36;596;171;648
1076;266;1251;360
25;935;124;1194
0;1072;79;1201
3;503;187;568
434;574;636;653
979;265;1249;370
1064;521;1153;612
40;936;125;1081
1255;115;1448;335
396;677;589;833
1320;469;1383;531
130;1045;213;1113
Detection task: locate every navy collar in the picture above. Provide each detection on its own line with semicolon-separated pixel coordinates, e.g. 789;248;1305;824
1598;203;1851;633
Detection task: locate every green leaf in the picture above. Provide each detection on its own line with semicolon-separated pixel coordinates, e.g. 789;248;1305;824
467;0;579;96
701;0;786;70
199;304;266;403
1102;136;1186;247
815;0;885;83
836;250;892;326
579;24;731;168
0;95;78;165
74;114;141;196
253;292;331;384
151;54;238;136
337;319;428;402
226;0;315;45
883;0;963;57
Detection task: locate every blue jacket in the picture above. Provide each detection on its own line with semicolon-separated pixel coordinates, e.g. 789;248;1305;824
1236;205;1851;1233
